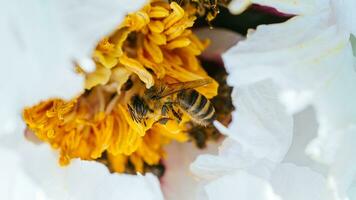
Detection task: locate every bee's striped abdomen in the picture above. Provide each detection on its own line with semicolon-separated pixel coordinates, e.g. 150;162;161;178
177;89;215;125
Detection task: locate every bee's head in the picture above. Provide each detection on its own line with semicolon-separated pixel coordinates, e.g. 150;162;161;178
128;95;149;124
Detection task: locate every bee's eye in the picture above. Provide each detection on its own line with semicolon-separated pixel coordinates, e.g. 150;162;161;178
132;95;148;117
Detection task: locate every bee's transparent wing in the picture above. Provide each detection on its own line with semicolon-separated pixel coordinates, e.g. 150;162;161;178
151;78;212;99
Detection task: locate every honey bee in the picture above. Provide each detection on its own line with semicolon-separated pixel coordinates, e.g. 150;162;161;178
127;78;215;127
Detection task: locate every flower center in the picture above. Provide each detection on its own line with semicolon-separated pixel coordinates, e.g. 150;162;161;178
23;0;224;176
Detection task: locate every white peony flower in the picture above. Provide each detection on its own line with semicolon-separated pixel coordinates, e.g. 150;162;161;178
3;0;355;199
191;0;356;199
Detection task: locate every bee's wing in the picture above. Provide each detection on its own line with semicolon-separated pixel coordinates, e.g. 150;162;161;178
158;78;212;98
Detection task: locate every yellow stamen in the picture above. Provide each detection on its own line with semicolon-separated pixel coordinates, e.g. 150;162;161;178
118;54;154;88
85;65;111;89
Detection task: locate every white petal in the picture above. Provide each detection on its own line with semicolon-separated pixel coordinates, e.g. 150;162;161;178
347;182;356;200
305;62;356;163
324;126;356;200
0;138;163;200
204;171;281;200
331;0;356;36
283;107;328;175
270;163;331;200
0;0;146;135
191;138;277;181
191;139;253;180
223;80;293;162
0;147;49;200
53;0;148;60
223;12;351;113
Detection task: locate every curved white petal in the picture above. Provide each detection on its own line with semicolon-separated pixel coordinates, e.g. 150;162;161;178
0;0;146;135
331;0;356;36
283;107;328;175
0;148;47;200
52;0;148;60
324;126;356;200
191;138;276;181
305;63;356;163
203;171;281;200
223;80;293;162
223;12;350;114
0;137;163;200
270;163;330;200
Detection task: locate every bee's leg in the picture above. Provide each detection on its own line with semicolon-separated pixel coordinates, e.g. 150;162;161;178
161;101;176;115
168;102;182;122
171;108;182;122
162;102;182;122
161;103;170;116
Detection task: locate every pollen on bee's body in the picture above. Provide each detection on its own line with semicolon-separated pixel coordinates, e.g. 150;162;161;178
22;0;221;176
